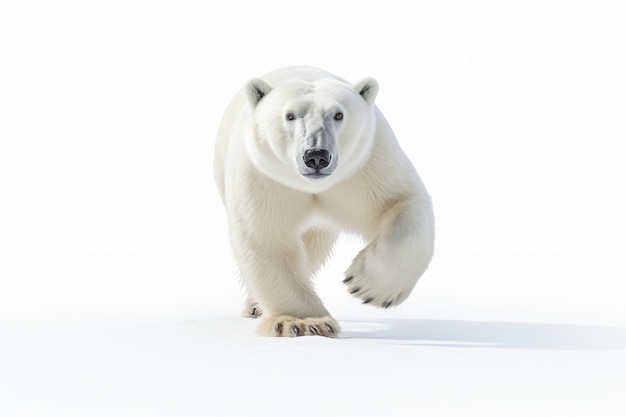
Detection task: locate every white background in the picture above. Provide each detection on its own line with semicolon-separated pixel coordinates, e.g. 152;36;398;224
1;1;625;416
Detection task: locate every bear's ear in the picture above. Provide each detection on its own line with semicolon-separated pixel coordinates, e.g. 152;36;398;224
246;78;272;108
354;77;379;104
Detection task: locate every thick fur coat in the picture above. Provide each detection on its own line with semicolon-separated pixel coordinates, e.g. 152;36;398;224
214;66;434;337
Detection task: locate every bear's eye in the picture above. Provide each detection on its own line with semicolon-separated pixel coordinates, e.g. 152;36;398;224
286;113;295;121
334;112;343;121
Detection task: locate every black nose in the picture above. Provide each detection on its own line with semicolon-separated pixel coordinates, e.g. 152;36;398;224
303;149;331;169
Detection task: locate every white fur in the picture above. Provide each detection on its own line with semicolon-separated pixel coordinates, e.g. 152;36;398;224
214;66;434;337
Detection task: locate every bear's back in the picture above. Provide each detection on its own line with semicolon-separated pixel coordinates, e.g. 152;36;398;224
258;66;347;87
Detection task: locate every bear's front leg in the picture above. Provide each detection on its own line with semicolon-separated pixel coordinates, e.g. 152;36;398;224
343;197;434;308
231;226;339;337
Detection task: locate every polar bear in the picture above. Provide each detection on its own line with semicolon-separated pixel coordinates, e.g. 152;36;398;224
214;66;434;337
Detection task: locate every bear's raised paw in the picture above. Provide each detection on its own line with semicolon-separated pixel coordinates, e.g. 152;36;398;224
258;315;340;338
343;243;418;308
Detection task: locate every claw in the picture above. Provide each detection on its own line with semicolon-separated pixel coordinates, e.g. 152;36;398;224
350;287;361;294
342;276;354;284
309;325;320;335
274;322;283;334
325;324;335;334
383;301;393;309
292;325;301;336
362;297;373;304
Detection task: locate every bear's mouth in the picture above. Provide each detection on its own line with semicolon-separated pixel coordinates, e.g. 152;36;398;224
302;172;331;181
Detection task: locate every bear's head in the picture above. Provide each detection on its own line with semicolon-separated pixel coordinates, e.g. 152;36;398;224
243;75;379;192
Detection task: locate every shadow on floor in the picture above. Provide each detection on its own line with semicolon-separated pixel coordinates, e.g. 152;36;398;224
341;319;626;350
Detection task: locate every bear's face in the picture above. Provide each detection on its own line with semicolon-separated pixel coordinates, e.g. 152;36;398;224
244;77;379;192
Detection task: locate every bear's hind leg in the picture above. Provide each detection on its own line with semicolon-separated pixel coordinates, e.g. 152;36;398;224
301;228;338;277
243;296;262;318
